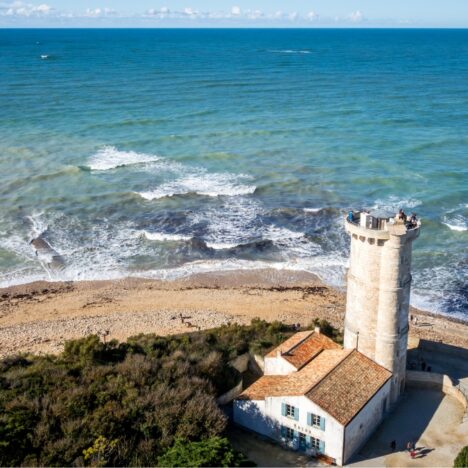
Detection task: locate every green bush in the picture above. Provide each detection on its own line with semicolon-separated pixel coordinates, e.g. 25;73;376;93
454;446;468;468
311;318;343;344
0;319;340;466
157;437;254;467
0;322;259;466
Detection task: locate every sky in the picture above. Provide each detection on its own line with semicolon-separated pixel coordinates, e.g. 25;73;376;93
0;0;467;27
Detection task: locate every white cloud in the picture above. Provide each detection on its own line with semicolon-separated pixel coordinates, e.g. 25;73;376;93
0;3;383;26
349;10;364;22
84;7;116;18
1;1;52;16
245;9;263;20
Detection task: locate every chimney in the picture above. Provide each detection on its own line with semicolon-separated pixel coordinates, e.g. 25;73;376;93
276;348;282;358
314;326;321;334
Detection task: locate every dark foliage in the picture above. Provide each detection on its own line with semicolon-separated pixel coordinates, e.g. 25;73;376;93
156;437;255;467
454;446;468;468
0;319;339;466
311;318;343;344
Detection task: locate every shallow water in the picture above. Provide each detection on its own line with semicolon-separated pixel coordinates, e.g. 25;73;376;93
0;29;466;317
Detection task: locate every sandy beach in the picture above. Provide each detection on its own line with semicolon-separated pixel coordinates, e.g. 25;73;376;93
0;269;467;358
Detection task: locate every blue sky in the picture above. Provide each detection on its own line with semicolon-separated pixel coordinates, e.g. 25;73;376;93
1;0;467;27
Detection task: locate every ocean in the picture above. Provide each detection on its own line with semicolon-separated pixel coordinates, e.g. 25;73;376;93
0;28;466;318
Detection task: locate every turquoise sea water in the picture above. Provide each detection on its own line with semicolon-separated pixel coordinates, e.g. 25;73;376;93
0;29;466;317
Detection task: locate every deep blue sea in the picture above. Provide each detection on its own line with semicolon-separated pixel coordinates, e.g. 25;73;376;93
0;29;466;318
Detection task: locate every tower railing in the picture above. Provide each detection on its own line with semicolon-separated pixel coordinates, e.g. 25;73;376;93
345;211;421;232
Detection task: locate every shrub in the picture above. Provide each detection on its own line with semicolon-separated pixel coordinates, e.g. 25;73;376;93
454;446;468;468
157;437;254;467
0;319;339;466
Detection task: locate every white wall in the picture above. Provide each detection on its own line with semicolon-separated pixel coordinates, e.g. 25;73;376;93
234;394;345;465
268;395;345;465
233;399;279;439
264;355;297;375
343;380;391;464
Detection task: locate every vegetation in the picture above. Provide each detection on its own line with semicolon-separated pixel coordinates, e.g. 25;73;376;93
0;318;340;466
311;318;344;344
454;446;468;468
157;437;253;467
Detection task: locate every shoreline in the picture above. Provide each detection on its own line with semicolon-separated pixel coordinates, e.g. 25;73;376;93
0;268;467;358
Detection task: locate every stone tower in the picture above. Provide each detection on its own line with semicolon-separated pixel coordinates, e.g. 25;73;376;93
343;210;420;405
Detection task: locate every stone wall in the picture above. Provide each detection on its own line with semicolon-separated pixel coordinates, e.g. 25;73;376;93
406;370;467;411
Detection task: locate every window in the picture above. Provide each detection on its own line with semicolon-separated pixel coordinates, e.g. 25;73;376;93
285;404;297;419
310;436;321;450
285;427;294;440
311;413;321;428
307;412;325;430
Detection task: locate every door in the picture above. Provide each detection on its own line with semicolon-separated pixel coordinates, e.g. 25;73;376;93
299;432;307;452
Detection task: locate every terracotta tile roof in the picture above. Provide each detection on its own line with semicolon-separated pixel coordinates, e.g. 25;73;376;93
282;333;341;369
237;332;392;425
266;331;313;358
238;349;350;400
266;330;341;369
237;375;288;400
306;350;392;426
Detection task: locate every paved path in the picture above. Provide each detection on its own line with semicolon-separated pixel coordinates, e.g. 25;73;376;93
228;426;320;467
350;388;467;467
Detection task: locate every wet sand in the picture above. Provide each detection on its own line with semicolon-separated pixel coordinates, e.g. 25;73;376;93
0;269;467;358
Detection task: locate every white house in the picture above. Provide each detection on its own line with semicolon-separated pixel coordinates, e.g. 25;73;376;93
233;330;392;465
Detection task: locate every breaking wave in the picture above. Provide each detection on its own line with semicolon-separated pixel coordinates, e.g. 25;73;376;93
137;173;256;200
442;213;467;232
372;196;422;212
86;146;160;171
141;231;192;242
270;49;312;54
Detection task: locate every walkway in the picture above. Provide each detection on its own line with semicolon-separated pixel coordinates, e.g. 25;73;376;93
350;388;467;467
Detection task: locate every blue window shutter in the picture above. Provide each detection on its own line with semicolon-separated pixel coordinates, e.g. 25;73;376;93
319;440;325;453
294;430;299;438
307;412;312;426
306;436;312;449
320;417;326;431
281;403;286;416
294;407;299;421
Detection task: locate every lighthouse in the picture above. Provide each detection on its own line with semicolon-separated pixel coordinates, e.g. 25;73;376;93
343;209;420;404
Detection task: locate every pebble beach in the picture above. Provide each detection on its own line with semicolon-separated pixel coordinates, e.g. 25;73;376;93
1;269;466;359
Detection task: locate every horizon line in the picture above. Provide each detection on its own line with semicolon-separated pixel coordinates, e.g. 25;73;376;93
1;26;468;30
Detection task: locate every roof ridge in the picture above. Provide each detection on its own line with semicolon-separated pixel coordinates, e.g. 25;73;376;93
283;330;315;355
303;348;353;395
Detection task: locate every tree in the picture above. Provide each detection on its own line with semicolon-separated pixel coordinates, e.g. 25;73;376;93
454;446;468;468
157;437;254;467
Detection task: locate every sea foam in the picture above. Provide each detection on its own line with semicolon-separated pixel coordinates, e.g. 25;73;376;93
372;196;422;212
137;173;256;200
87;146;160;171
442;215;467;232
142;231;192;242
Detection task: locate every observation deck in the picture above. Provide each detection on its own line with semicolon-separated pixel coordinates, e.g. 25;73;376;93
345;209;421;243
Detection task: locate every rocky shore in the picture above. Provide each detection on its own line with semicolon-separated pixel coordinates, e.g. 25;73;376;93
0;269;467;358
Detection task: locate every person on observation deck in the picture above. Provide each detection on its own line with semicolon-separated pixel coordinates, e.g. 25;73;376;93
397;209;407;223
407;213;418;229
